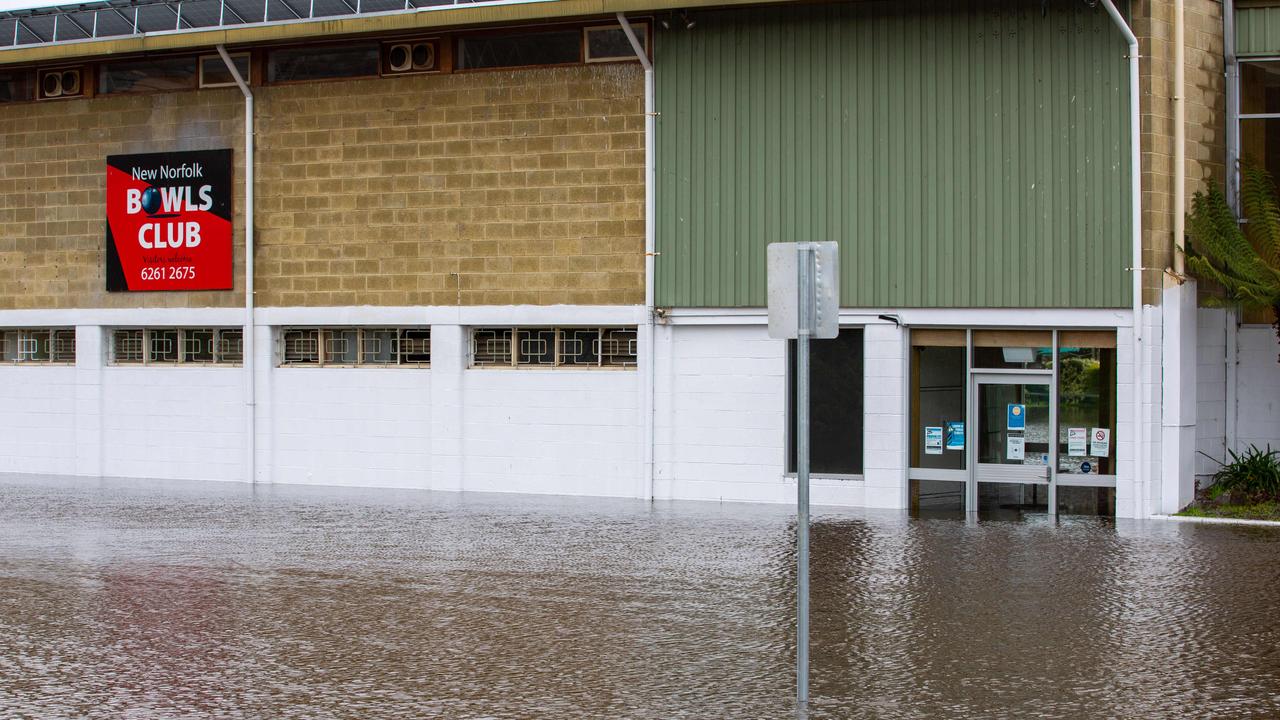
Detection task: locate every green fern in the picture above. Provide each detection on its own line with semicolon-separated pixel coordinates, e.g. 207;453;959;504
1186;167;1280;361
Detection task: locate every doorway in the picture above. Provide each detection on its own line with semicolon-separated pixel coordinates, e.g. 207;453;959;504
968;373;1055;516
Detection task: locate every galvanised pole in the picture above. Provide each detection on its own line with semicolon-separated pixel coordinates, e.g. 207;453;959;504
796;244;813;710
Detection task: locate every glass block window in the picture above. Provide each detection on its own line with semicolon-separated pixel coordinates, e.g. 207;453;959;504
471;327;637;368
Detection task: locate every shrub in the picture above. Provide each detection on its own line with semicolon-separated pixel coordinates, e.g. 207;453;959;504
1202;445;1280;503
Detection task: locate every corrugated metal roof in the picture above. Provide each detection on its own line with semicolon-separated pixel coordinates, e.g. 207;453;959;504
1;0;525;48
0;0;778;65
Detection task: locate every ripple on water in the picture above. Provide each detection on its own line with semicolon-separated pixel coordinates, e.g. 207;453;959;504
0;475;1277;719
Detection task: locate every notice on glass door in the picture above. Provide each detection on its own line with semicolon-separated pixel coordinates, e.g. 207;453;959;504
1007;436;1025;461
1007;404;1026;431
945;421;965;451
925;427;943;455
1068;428;1087;456
1091;428;1111;457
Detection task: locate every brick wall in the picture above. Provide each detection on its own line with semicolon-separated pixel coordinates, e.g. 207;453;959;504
1133;0;1226;306
0;90;246;310
0;63;644;309
254;65;644;307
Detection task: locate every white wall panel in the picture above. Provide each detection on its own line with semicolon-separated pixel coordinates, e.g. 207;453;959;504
0;366;78;475
1237;326;1280;452
101;366;243;482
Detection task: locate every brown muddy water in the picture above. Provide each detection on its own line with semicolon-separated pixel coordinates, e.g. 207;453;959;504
0;475;1278;719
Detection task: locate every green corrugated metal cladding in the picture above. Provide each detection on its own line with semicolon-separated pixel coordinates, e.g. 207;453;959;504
655;0;1133;308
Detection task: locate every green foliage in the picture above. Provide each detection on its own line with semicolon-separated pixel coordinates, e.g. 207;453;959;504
1201;445;1280;504
1186;167;1280;359
1058;356;1100;405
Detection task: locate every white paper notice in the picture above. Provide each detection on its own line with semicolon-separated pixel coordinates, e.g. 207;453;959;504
1091;428;1111;457
925;426;943;455
1007;436;1025;461
1068;428;1087;456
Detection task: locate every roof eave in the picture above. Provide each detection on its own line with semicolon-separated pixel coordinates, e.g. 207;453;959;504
0;0;785;66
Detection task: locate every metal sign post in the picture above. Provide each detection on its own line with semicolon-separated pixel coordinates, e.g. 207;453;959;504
766;241;838;713
794;244;813;708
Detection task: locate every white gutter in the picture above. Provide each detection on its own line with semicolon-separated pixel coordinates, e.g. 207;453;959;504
1099;0;1145;515
217;44;256;485
616;12;656;501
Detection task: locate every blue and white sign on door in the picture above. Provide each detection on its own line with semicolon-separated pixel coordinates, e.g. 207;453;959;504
1007;404;1026;431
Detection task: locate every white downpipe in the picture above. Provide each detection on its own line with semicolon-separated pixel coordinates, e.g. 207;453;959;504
1174;0;1186;277
1226;308;1238;454
1224;0;1240;458
1099;0;1145;514
218;44;256;485
1225;0;1240;211
617;13;656;500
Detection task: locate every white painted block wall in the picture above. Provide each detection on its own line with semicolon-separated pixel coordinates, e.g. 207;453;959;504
1195;309;1228;481
0;366;78;476
652;323;869;507
0;319;644;499
101;366;243;482
1115;308;1163;519
267;367;432;489
861;324;907;509
1237;325;1280;452
264;323;642;496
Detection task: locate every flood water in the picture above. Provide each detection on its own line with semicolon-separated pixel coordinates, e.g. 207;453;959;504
1;475;1278;719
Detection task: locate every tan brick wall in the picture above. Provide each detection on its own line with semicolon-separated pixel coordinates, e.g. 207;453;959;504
1133;0;1226;306
0;90;247;310
254;64;644;307
0;62;644;309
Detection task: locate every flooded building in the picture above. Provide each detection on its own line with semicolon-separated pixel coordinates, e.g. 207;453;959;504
0;0;1275;518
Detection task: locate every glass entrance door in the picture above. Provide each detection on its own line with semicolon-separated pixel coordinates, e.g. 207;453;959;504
968;374;1055;516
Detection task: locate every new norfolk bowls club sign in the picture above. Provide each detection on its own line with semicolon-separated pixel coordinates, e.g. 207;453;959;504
106;149;233;292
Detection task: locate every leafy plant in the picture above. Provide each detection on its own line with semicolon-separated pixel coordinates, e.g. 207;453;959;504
1199;445;1280;504
1058;355;1100;405
1186;166;1280;360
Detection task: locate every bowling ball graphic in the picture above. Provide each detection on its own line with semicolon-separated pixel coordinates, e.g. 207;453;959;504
140;186;162;215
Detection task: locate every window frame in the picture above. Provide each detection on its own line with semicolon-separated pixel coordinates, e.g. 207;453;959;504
108;327;243;366
277;327;432;367
97;55;199;96
785;327;865;479
469;326;638;369
264;40;383;86
583;23;650;64
0;328;76;365
453;24;586;72
198;52;251;88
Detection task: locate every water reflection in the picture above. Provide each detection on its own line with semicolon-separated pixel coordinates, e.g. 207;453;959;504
0;475;1277;718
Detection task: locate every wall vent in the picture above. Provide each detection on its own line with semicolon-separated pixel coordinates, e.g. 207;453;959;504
383;40;438;75
38;67;83;99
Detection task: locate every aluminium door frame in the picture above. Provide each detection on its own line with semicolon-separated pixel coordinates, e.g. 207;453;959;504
966;370;1058;516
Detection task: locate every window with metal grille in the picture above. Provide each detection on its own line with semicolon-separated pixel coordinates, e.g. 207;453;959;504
470;327;637;368
0;328;75;364
279;328;431;367
109;328;243;365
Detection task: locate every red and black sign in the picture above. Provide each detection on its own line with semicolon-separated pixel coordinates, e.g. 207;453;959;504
106;149;233;292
